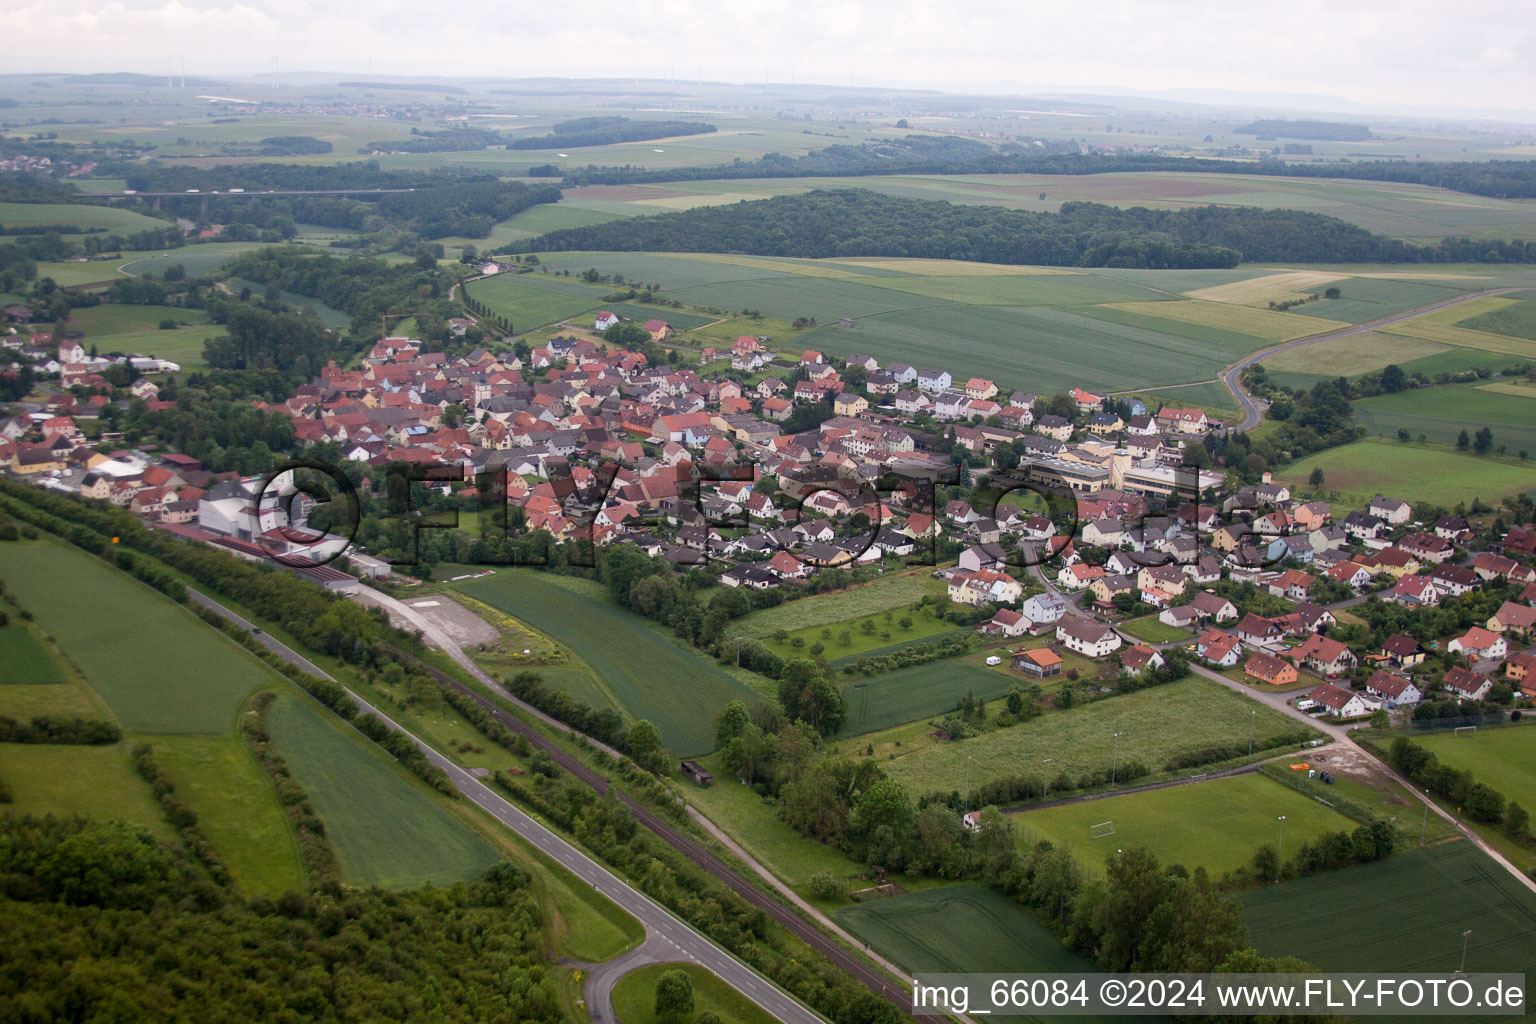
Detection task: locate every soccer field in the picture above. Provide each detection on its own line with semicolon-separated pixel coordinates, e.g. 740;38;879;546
1412;725;1536;806
1012;773;1358;877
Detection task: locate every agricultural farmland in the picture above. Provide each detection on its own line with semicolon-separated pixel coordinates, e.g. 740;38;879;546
836;884;1094;974
1351;382;1536;456
265;691;503;889
1011;773;1358;878
0;619;63;684
879;676;1315;799
840;657;1017;737
453;570;759;754
1242;842;1536;973
1275;439;1536;510
731;573;944;638
0;200;171;234
62;303;223;370
0;540;275;734
486;251;1536;396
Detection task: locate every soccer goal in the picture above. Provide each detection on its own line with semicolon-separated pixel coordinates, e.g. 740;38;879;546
1089;820;1116;839
1455;725;1478;737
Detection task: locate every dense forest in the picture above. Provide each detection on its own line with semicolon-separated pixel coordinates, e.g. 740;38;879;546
506;116;716;150
505;188;1518;267
363;127;509;153
556;133;1536;199
0;817;568;1024
110;160;468;193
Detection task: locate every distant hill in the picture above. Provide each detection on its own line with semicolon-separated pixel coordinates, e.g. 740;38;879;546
62;72;223;88
1233;119;1371;141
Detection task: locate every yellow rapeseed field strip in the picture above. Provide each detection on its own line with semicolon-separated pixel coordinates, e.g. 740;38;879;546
1104;299;1348;342
1184;269;1349;306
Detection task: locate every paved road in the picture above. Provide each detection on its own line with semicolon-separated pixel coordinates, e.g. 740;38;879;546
1219;288;1516;430
352;586;627;759
189;588;828;1024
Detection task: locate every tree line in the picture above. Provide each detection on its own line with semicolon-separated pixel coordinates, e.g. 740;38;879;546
506;116;716;150
503;189;1527;267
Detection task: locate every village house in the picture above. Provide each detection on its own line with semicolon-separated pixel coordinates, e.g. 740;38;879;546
1447;626;1507;661
1055;616;1123;658
1120;645;1164;676
1442;666;1493;702
1294;633;1358;677
1196;629;1242;667
1488;601;1536;639
1245;651;1298;687
1309;682;1370;719
1365;670;1422;707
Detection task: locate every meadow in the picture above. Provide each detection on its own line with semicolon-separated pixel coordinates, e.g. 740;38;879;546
1241;842;1536;973
146;733;306;895
0;200;170;234
0;619;63;683
0;541;277;734
879;676;1314;798
63;302;222;369
265;691;503;889
1274;439;1536;510
611;963;780;1024
1351;383;1536;456
1011;773;1357;878
0;743;174;841
835;884;1094;974
453;571;759;754
1117;615;1191;644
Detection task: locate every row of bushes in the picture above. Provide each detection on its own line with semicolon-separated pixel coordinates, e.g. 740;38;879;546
1224;821;1397;888
0;716;121;745
240;691;340;890
925;758;1153;810
1386;736;1529;836
131;743;231;886
1162;731;1312;772
0;495;187;603
504;670;628;753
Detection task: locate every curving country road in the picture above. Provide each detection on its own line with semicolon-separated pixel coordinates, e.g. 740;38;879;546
186;587;831;1024
1220;287;1516;431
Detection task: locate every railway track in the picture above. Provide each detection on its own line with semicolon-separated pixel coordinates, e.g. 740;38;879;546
392;647;914;1017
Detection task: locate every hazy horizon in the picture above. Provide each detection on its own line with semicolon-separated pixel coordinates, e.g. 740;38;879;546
0;0;1531;121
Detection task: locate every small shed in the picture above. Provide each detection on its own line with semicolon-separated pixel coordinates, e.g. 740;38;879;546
680;760;714;786
838;317;855;328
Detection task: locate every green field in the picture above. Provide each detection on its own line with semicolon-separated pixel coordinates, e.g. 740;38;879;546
0;620;64;683
1242;841;1536;973
1012;773;1357;877
0;201;171;234
118;242;269;279
1117;615;1191;644
1275;439;1536;510
841;658;1017;736
599;301;719;331
1460;297;1536;342
453;571;758;754
0;541;274;734
266;691;502;889
1351;383;1536;456
146;734;305;896
611;963;781;1024
63;302;221;369
882;677;1315;798
836;884;1094;974
1412;726;1536;806
0;680;101;720
731;573;942;638
0;742;173;841
464;272;611;333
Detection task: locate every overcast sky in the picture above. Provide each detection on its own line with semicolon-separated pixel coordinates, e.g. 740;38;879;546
1;0;1531;117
